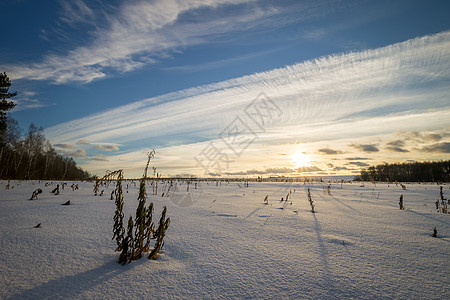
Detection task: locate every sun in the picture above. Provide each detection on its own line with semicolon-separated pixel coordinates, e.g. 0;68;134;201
292;152;311;168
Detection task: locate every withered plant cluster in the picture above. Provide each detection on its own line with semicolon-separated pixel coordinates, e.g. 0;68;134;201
307;188;315;213
436;186;449;214
106;150;170;265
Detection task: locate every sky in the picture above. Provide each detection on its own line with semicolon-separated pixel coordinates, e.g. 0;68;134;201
1;0;450;178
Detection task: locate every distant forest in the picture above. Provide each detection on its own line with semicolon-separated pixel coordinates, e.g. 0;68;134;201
0;121;91;180
0;72;90;180
357;160;450;182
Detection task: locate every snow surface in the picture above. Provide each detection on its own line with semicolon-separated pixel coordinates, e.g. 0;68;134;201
0;180;449;299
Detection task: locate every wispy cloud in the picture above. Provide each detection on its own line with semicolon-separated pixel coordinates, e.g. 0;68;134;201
44;31;450;176
4;0;288;84
402;130;446;143
60;149;87;158
385;140;409;153
222;167;294;176
332;166;349;171
347;161;370;167
58;149;109;164
46;31;450;143
350;144;379;153
77;139;91;145
297;166;322;173
58;0;96;27
3;0;367;85
162;49;282;73
11;91;49;112
87;154;109;162
345;157;371;161
54;143;77;149
95;144;119;151
420;142;450;153
318;148;343;155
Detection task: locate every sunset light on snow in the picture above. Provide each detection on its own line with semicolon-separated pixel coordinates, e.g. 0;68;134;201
1;2;450;299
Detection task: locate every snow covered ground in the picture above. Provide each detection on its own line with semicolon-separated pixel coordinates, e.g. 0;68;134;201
0;180;449;299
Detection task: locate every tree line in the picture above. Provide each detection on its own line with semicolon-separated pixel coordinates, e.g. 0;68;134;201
357;160;450;182
0;72;90;180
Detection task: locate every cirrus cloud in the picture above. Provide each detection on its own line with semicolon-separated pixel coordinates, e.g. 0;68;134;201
95;144;119;151
43;30;450;177
54;143;77;149
3;0;283;84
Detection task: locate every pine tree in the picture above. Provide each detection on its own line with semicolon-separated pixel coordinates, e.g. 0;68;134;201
0;72;17;147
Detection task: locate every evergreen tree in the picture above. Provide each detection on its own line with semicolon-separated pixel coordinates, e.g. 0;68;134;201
0;72;17;146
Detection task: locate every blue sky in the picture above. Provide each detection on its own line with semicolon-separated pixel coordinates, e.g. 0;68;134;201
1;0;450;177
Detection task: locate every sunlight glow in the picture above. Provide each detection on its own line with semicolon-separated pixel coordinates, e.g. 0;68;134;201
292;152;311;168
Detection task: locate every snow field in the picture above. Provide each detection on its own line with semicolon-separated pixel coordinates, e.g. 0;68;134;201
0;180;449;299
